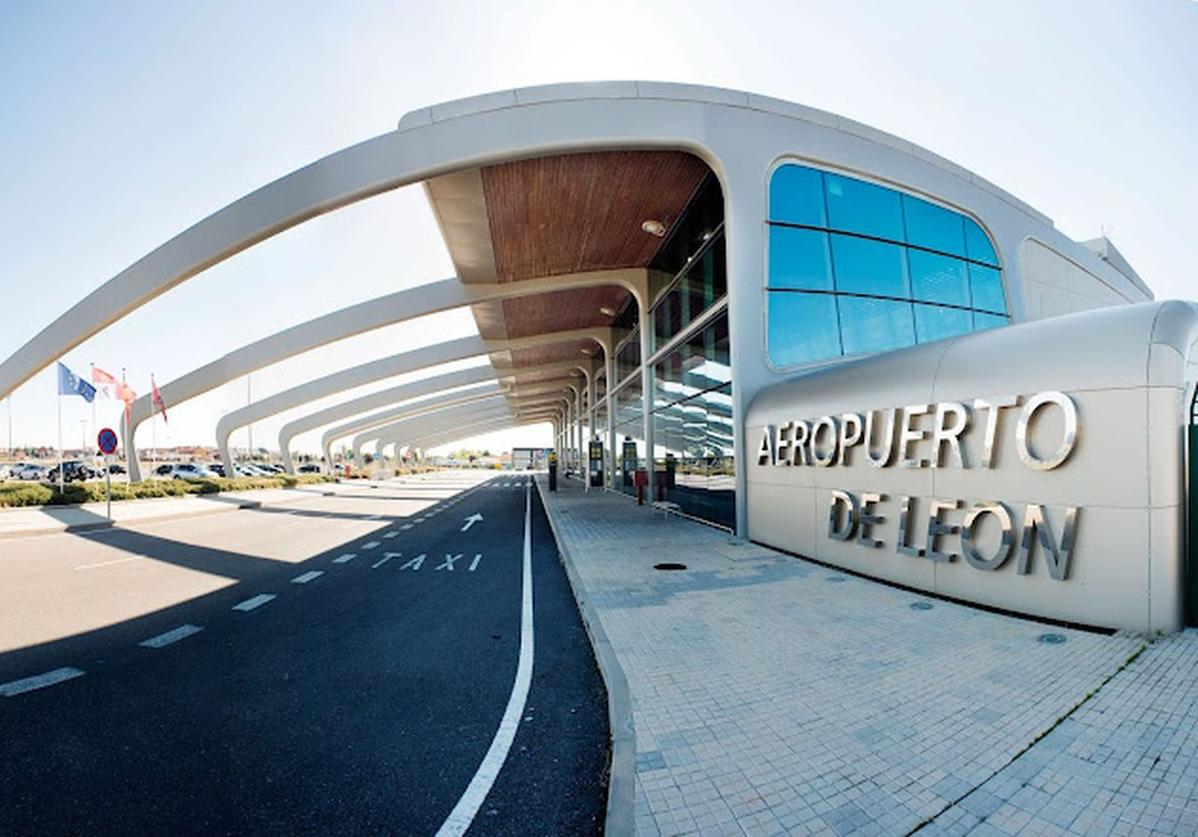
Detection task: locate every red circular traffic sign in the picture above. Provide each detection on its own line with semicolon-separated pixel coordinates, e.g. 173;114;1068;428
97;427;118;455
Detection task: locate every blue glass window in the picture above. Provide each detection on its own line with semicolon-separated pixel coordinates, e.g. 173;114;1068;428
965;218;999;266
829;235;908;298
903;195;966;257
914;303;972;343
909;250;969;307
767;163;1008;367
968;264;1006;313
824;172;904;240
973;312;1008;331
838;297;915;355
769;227;833;290
769;165;825;227
767;293;841;366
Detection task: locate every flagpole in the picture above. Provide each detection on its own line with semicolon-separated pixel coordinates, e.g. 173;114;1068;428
57;390;63;494
90;364;96;471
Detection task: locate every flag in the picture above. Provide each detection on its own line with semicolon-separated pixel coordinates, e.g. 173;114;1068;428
151;375;168;424
119;370;137;428
92;365;118;399
57;363;96;402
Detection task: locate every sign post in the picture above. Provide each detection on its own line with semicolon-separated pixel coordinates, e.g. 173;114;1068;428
97;427;118;521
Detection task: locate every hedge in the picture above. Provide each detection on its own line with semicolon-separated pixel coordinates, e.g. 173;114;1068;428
0;473;335;508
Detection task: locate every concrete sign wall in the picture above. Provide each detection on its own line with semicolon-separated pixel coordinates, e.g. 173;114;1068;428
746;301;1198;633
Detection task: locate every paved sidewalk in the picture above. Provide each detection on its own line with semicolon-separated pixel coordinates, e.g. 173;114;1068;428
0;481;358;539
537;476;1197;836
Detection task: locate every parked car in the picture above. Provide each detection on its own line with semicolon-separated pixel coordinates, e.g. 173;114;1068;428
208;463;225;477
46;460;98;483
0;463;11;480
169;463;216;480
11;463;48;481
107;463;126;475
153;464;174;477
239;463;271;477
298;463;322;474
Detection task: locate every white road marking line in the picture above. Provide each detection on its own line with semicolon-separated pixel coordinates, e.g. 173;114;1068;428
399;554;425;570
436;554;462;571
139;624;203;649
373;553;399;569
74;556;139;571
468;554;482;572
382;531;398;539
361;541;381;550
333;553;357;564
401;523;414;530
233;594;276;612
436;482;535;837
365;514;382;520
292;570;324;584
1;667;86;697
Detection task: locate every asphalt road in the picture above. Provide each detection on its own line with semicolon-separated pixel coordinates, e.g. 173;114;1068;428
0;472;608;835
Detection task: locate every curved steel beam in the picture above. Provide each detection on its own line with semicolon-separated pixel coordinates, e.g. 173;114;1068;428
1;85;713;400
356;395;569;458
319;377;577;471
123;271;634;480
193;325;605;482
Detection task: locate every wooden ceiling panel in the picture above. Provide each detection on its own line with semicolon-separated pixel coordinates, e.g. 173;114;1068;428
506;340;597;369
481;151;710;282
500;285;630;340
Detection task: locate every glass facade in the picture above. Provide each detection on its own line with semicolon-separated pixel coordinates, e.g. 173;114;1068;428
767;163;1007;368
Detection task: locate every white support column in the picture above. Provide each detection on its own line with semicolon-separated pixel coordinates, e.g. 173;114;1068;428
639;304;654;502
605;337;616;490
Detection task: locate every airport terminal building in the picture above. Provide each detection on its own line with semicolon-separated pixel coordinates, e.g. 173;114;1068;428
3;82;1195;634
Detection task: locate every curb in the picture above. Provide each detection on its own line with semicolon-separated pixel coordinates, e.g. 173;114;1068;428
534;476;636;837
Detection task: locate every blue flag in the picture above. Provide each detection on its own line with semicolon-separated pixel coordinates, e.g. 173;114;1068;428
57;362;96;403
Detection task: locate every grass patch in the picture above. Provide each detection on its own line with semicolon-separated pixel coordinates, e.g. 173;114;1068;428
0;474;335;508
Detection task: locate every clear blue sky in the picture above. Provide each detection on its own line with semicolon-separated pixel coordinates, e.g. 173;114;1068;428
1;0;1194;455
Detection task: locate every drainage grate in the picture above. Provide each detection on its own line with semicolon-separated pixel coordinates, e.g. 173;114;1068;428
1038;633;1067;645
910;601;934;611
654;562;687;571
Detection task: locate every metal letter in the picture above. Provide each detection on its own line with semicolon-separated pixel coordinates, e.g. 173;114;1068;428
811;416;839;467
827;490;859;541
793;420;811;466
865;409;897;468
960;502;1015;570
924;499;961;562
775;421;794;467
972;394;1020;468
1015;391;1079;471
856;492;887;548
756;425;774;466
897;496;925;558
931;402;969;468
1017;504;1079;581
899;404;932;468
837;413;864;466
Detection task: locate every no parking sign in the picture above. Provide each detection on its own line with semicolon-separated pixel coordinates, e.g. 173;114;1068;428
97;427;118;455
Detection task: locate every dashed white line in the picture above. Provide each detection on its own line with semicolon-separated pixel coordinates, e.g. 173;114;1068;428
139;624;203;649
292;570;324;584
361;540;381;550
233;594;276;612
401;523;414;530
1;667;86;697
382;531;398;539
74;556;139;571
333;553;356;564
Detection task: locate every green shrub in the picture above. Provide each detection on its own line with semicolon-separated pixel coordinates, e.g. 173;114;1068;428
0;473;335;508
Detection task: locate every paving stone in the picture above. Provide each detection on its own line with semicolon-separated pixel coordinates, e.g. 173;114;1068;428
537;477;1195;835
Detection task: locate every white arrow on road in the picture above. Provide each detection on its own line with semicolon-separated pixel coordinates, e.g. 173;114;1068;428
460;513;484;532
